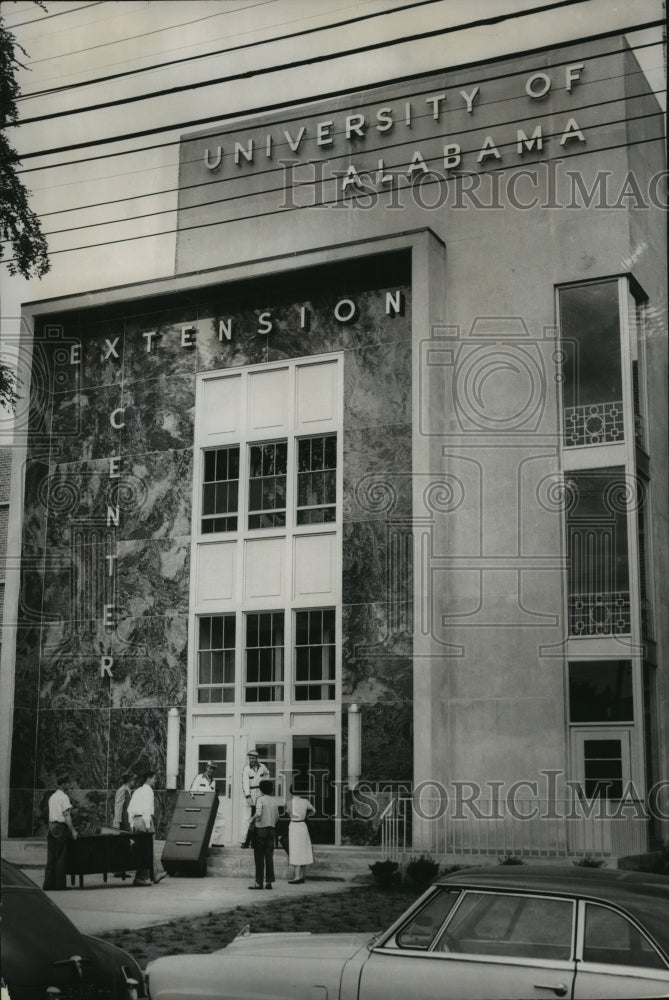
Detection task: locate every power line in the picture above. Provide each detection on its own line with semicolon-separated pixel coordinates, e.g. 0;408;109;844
13;3;659;159
15;33;664;179
17;0;445;101
5;132;663;267
31;80;665;236
24;0;280;66
4;2;104;29
14;0;599;126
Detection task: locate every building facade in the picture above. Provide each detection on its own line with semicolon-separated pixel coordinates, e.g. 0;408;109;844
4;35;667;854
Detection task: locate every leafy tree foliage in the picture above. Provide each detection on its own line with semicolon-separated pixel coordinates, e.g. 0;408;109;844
1;5;50;279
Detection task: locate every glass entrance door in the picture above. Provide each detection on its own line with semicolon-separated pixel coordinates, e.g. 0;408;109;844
292;735;335;844
192;739;234;843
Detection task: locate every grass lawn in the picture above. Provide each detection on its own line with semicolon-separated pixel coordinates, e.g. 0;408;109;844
100;883;425;968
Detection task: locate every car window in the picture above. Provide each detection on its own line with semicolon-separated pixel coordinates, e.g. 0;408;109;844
435;891;574;961
396;890;460;949
583;903;666;970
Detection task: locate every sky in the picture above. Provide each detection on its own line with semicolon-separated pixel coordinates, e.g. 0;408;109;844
0;0;665;326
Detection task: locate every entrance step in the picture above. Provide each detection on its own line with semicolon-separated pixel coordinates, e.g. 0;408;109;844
206;845;384;880
2;840;385;881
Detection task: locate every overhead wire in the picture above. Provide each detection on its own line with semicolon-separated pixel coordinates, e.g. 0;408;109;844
27;55;666;234
5;130;664;268
3;2;104;29
15;33;664;180
16;0;454;100
11;7;665;161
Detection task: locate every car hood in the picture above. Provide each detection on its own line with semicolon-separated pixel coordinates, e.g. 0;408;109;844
219;930;373;958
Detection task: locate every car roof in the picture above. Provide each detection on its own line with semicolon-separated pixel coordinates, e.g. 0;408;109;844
437;865;669;952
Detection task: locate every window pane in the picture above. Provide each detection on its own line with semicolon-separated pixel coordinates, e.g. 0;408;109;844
197;614;235;703
439;892;573;960
397;890;460;949
569;661;633;722
560;282;622;407
296;435;337;523
293;607;335;701
583;904;665;969
201;447;239;533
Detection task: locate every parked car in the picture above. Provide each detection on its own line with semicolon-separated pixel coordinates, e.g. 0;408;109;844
145;865;669;999
1;858;145;999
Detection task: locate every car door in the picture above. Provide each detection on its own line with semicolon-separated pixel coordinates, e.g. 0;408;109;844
572;900;669;999
358;888;577;1000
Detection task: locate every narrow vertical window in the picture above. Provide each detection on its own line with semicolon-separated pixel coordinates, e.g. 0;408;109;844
248;441;287;528
197;615;236;703
294;609;336;700
559;281;623;446
245;611;284;701
296;435;337;524
201;446;239;532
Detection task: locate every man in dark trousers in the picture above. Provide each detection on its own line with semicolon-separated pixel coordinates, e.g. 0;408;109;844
248;779;279;890
112;771;134;878
240;748;269;848
43;779;78;891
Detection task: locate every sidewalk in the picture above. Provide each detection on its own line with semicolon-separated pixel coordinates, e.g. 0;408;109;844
18;866;352;935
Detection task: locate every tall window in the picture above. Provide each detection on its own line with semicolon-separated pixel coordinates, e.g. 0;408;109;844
248;441;287;529
559;281;623;446
197;615;235;703
294;608;336;700
566;469;630;635
245;611;284;701
201;446;239;533
297;435;337;524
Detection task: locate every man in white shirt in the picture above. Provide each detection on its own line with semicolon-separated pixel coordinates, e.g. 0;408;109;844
127;771;166;886
240;749;270;848
43;781;78;891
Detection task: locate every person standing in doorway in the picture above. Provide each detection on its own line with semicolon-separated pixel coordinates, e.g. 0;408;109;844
240;748;269;848
287;785;316;884
127;771;166;886
248;779;279;890
112;771;134;879
189;760;225;846
43;779;78;891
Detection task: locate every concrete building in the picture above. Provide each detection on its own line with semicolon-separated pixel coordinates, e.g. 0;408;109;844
3;34;667;856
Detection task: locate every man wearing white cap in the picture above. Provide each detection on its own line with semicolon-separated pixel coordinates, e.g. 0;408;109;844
240;748;269;848
189;760;225;846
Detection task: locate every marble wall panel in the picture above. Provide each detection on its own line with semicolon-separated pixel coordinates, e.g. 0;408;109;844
361;702;413;782
13;625;42;710
343;341;412;431
38;623;114;710
123;300;200;383
118;449;193;540
42;459;113;549
107;707;167;789
195;309;272;372
50;385;124;465
343;424;412;522
35;708;110;789
41;543;108;628
20;457;50;555
56;318;127;393
341;285;412;351
342;601;412;699
9;707;38;788
110;613;188;708
343;520;412;606
115;537;190;620
120;374;195;455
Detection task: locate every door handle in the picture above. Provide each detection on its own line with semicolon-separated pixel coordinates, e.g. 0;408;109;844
533;985;568;998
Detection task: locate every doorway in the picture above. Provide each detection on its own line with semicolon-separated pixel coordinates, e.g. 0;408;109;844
194;740;234;843
292;736;336;844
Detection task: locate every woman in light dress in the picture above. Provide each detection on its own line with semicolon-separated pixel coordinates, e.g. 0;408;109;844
287;786;315;884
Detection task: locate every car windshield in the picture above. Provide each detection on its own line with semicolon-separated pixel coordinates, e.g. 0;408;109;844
1;859;39;888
